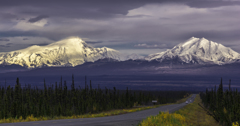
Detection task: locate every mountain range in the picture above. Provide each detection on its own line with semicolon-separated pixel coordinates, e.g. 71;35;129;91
0;36;240;71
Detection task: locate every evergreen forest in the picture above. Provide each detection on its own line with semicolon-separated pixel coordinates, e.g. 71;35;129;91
200;78;240;126
0;75;189;119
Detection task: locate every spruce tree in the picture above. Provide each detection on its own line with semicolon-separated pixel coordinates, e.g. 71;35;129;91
217;78;224;109
113;87;116;108
71;74;75;92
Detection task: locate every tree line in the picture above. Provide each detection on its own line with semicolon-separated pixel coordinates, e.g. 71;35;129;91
0;75;189;119
200;78;240;126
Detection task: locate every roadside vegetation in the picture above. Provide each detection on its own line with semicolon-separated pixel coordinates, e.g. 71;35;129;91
138;94;220;126
137;111;187;126
200;78;240;126
0;105;166;123
138;78;240;126
0;102;184;123
176;93;192;104
0;75;190;123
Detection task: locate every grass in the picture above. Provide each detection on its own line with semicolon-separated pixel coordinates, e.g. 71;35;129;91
138;111;187;126
0;104;171;123
138;94;220;126
175;94;220;126
0;95;190;124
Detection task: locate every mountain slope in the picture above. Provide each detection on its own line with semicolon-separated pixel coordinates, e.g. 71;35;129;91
0;37;122;68
146;37;240;65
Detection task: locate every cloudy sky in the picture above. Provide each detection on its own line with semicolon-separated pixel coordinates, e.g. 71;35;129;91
0;0;240;55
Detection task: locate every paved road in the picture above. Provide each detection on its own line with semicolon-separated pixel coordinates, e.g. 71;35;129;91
1;94;196;126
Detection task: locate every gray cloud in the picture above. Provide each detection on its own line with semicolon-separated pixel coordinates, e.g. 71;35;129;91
0;13;17;20
29;43;48;46
134;43;168;49
23;38;29;40
0;12;25;23
16;18;25;20
6;43;13;46
85;41;103;44
0;45;9;48
186;1;240;8
28;15;49;23
0;1;146;20
0;0;239;55
0;43;12;48
0;31;37;38
178;29;240;44
1;0;237;20
0;38;10;41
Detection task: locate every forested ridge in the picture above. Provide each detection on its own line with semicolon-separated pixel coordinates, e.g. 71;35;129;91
200;78;240;126
0;75;189;120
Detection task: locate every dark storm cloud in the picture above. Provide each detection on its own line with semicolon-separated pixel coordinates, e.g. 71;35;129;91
0;31;37;38
16;18;25;20
0;0;240;54
6;43;13;46
0;13;17;19
186;1;240;8
3;0;235;20
0;0;148;19
0;43;13;48
0;38;10;41
0;45;9;48
28;15;49;23
23;38;29;40
0;0;238;25
0;0;238;21
0;12;25;22
85;41;103;44
29;43;48;46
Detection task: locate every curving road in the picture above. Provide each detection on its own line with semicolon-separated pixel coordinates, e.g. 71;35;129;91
1;94;196;126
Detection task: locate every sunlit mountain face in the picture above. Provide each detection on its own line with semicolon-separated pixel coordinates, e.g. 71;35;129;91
145;37;240;65
1;37;240;69
0;37;145;68
0;37;240;77
0;37;121;68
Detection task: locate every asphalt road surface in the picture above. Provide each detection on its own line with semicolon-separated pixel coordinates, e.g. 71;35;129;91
1;94;196;126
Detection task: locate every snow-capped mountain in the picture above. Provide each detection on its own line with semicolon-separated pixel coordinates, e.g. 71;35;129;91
0;37;123;68
1;36;239;69
146;37;240;65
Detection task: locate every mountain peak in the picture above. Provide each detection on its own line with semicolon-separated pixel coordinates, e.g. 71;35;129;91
0;36;122;68
146;37;240;65
180;37;199;47
180;37;215;49
52;36;86;46
62;36;84;43
199;37;209;43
